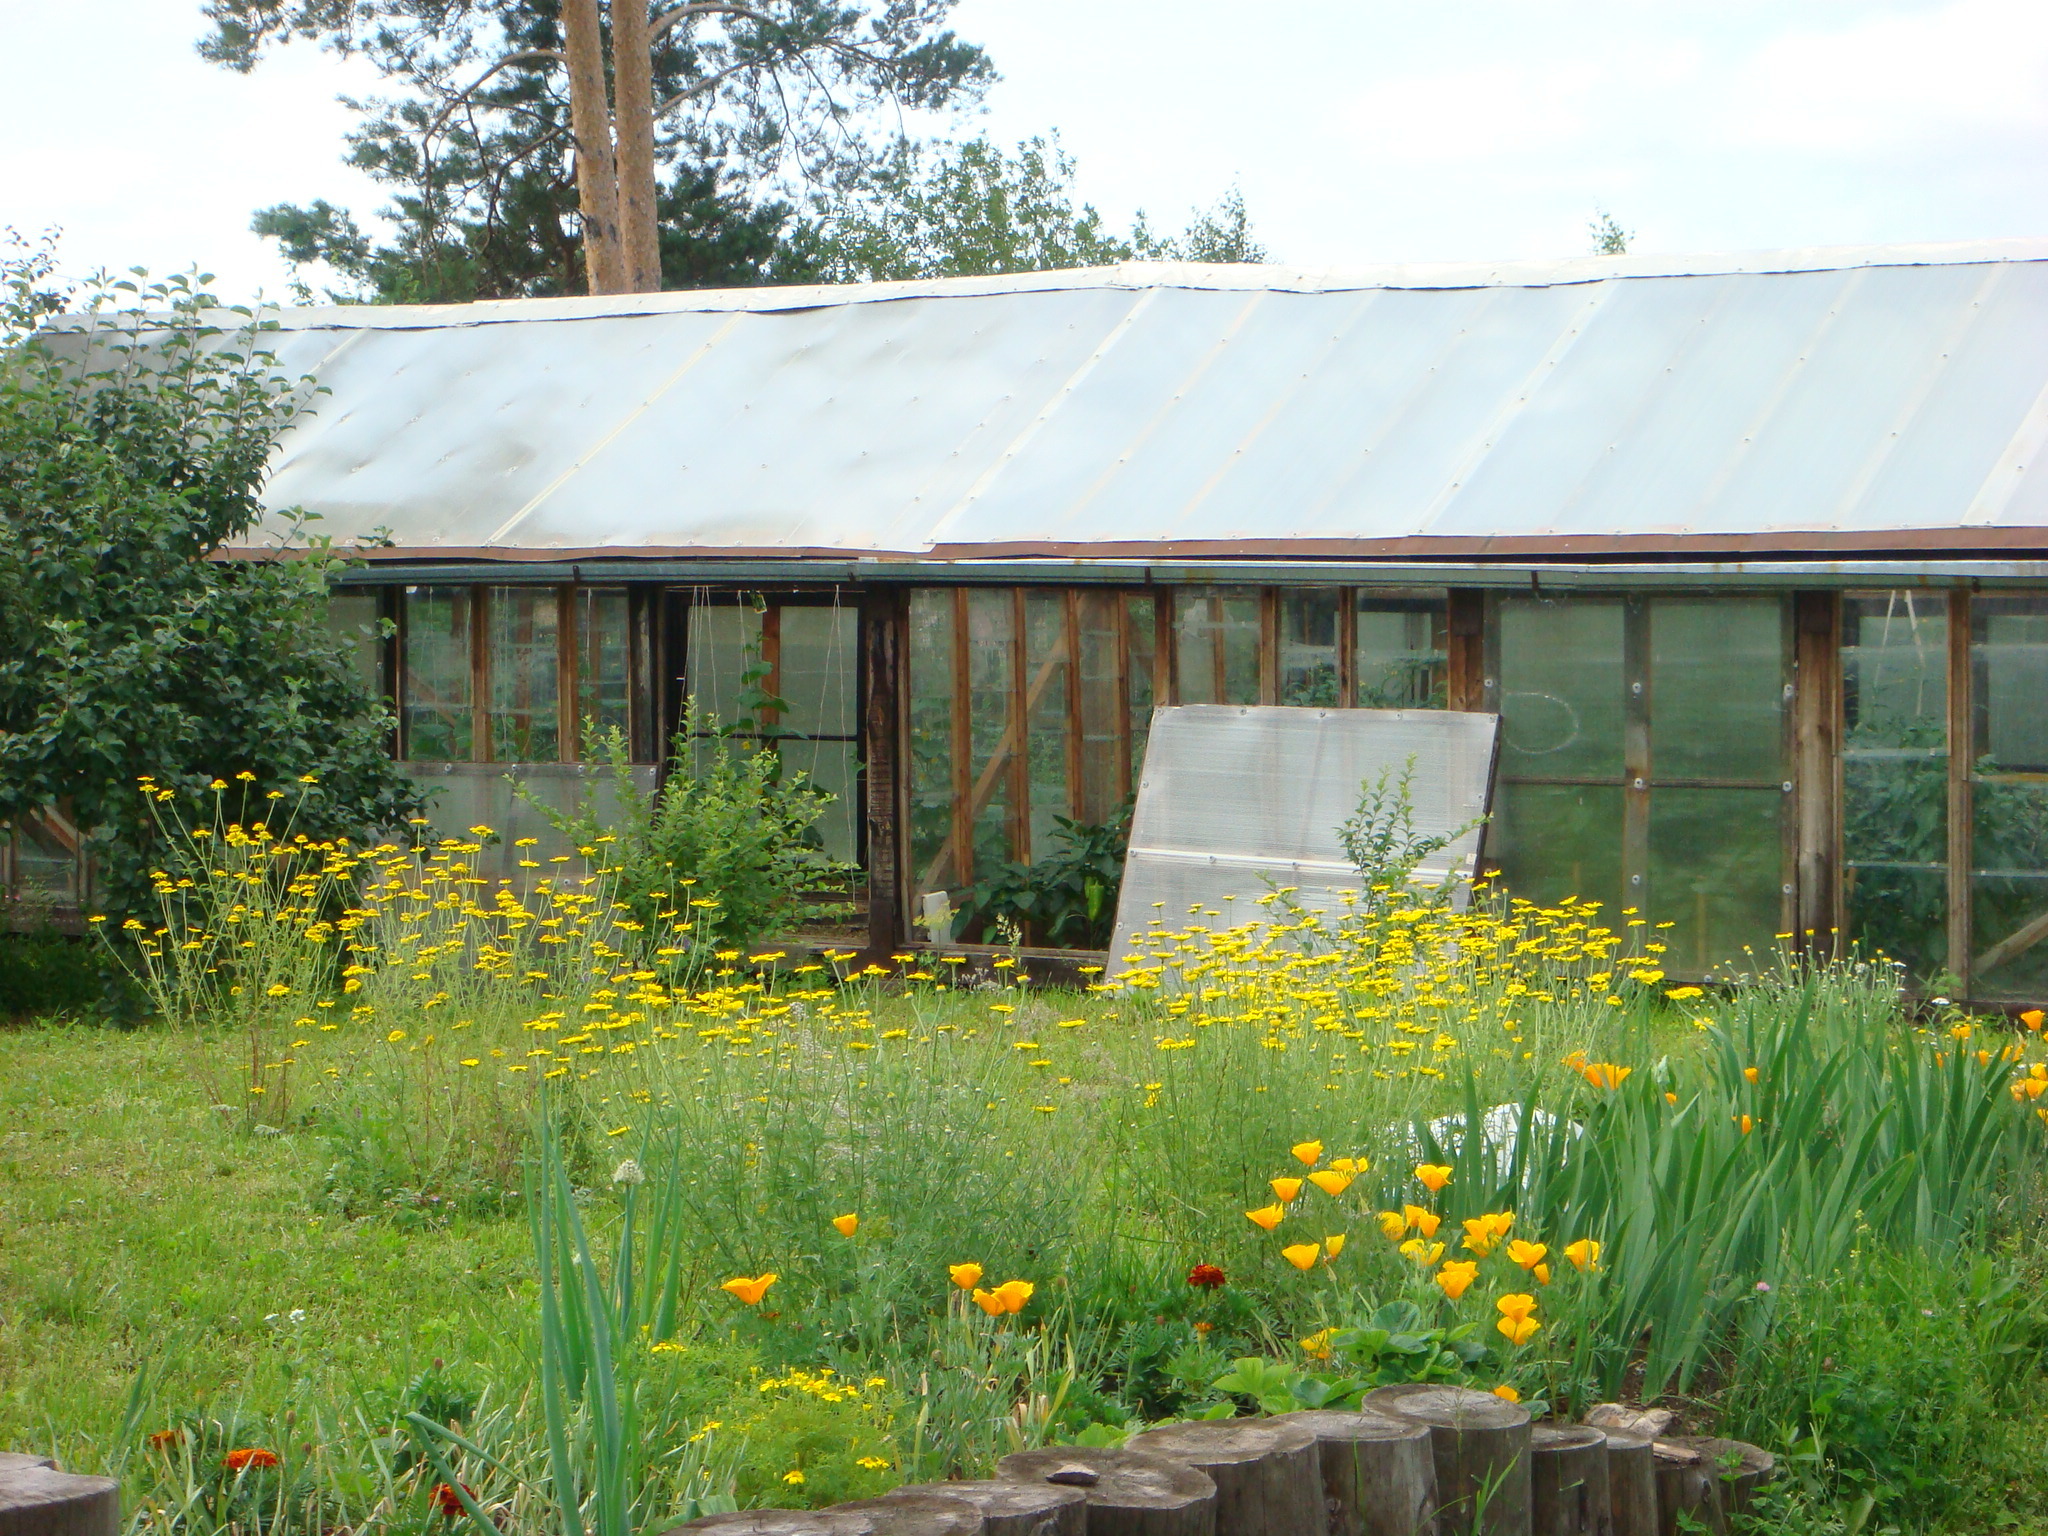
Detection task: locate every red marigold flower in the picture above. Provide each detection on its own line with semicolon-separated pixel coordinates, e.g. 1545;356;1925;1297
224;1448;280;1472
433;1483;474;1517
147;1429;184;1451
1187;1263;1226;1289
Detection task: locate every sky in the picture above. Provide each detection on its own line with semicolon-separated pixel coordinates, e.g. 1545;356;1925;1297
4;0;2047;301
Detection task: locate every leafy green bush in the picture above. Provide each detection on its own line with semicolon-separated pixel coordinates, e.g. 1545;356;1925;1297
0;930;124;1020
955;803;1130;948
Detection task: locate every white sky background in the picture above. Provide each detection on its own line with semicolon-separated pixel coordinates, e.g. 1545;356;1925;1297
3;0;2046;301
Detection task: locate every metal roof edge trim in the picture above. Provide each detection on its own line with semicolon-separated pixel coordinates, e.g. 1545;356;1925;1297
67;238;2048;334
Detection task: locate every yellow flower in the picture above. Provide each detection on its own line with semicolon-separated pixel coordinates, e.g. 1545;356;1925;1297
1406;1205;1442;1238
1400;1238;1446;1266
1434;1260;1478;1299
1299;1327;1336;1361
1580;1062;1632;1090
2023;1009;2045;1032
1291;1140;1325;1166
1377;1210;1408;1240
1245;1204;1285;1231
1281;1243;1321;1271
1742;1066;1760;1084
1308;1169;1354;1196
1492;1384;1522;1403
1505;1240;1548;1272
1324;1234;1346;1257
1737;1114;1754;1134
993;1280;1035;1314
1533;1263;1551;1285
949;1263;984;1290
1496;1292;1538;1321
1497;1315;1541;1346
1462;1212;1514;1255
970;1287;1007;1316
1270;1176;1304;1202
1415;1164;1453;1192
832;1214;859;1237
782;1470;805;1486
720;1273;777;1305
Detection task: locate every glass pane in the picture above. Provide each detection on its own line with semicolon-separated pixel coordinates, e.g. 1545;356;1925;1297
1650;787;1785;975
685;602;764;731
1356;592;1449;709
1497;598;1624;779
1279;589;1340;706
487;587;560;763
326;591;384;696
1488;783;1625;924
1975;596;2048;770
1126;594;1157;794
907;590;957;900
1972;780;2048;997
1174;587;1260;705
1843;592;1948;977
1650;598;1784;782
1024;590;1072;859
778;603;856;739
966;590;1017;879
1076;590;1123;825
575;589;632;747
779;738;860;866
13;813;80;905
403;587;473;762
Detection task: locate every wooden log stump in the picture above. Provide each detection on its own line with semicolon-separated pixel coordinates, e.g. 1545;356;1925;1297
1127;1420;1323;1536
1649;1444;1722;1536
1660;1440;1774;1522
0;1464;120;1536
832;1494;986;1536
1363;1386;1530;1536
1597;1433;1654;1536
1529;1427;1609;1536
0;1460;56;1478
1000;1446;1218;1536
883;1484;1086;1536
1281;1410;1437;1536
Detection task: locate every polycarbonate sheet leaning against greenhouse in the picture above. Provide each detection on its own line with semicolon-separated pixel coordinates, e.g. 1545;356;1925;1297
1109;706;1499;975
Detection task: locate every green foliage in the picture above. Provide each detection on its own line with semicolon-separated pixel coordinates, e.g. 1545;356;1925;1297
207;2;993;302
1588;210;1632;255
954;803;1131;949
1338;758;1477;890
813;136;1271;282
541;709;852;958
0;237;420;921
0;931;129;1020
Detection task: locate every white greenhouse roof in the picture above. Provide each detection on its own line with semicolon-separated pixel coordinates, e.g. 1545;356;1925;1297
206;239;2048;562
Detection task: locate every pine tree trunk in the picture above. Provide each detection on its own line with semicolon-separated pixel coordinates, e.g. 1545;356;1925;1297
562;0;625;294
610;0;662;290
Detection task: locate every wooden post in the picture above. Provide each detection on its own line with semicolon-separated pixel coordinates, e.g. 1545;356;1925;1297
863;588;907;957
884;1481;1086;1536
1127;1420;1323;1536
830;1493;986;1536
999;1445;1218;1536
1599;1433;1654;1536
0;1463;119;1536
1530;1426;1609;1536
1281;1409;1437;1536
1363;1385;1531;1536
1650;1443;1723;1536
1661;1439;1774;1523
1446;589;1487;714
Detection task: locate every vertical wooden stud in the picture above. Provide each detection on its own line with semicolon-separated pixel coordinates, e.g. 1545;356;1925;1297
1446;589;1487;713
949;588;973;890
862;588;906;958
1009;588;1030;862
1157;586;1178;706
1338;588;1358;709
1063;589;1087;822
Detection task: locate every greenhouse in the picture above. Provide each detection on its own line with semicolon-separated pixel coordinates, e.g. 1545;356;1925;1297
15;243;2048;999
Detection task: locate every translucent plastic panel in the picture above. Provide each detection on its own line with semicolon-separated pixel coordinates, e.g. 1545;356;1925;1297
1972;780;2048;997
1649;787;1785;976
686;603;763;729
403;587;473;762
1024;590;1073;857
326;591;384;697
779;603;856;738
1126;595;1157;796
1076;590;1123;824
1842;592;1948;977
1497;598;1624;778
575;588;632;743
1174;588;1260;705
1974;595;2048;772
487;587;560;762
1650;599;1784;783
1110;706;1498;969
907;590;957;897
408;763;655;884
966;590;1017;879
1356;592;1449;709
1279;589;1341;706
780;738;861;865
1488;783;1625;924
